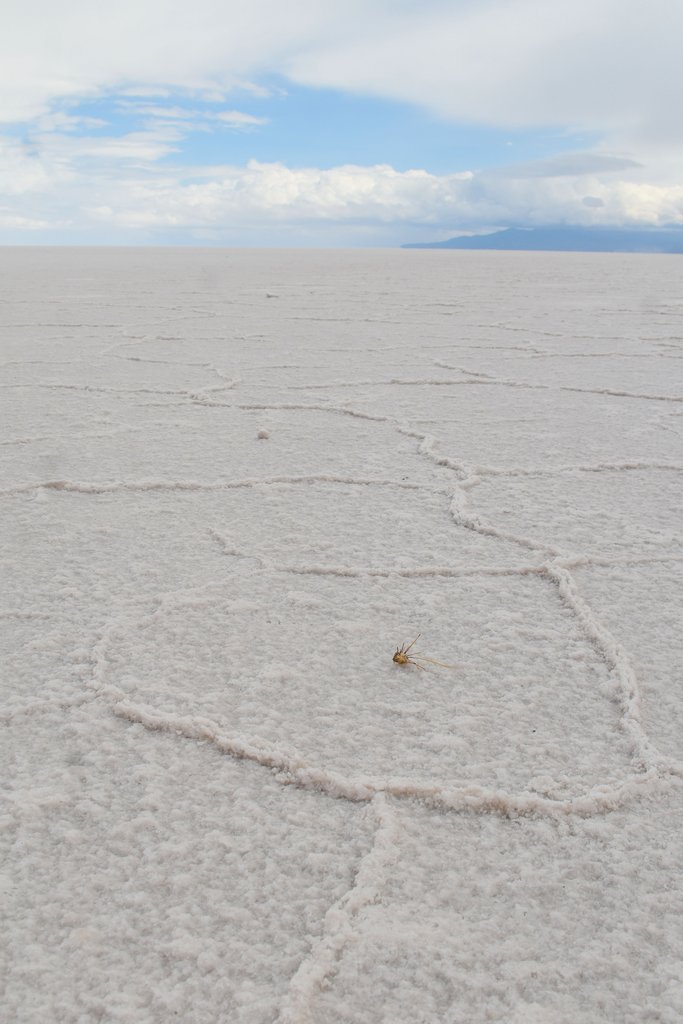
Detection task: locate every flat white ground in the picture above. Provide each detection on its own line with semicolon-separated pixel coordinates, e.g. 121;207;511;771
1;248;681;1024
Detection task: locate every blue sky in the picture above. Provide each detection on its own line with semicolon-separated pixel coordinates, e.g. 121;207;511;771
54;84;591;174
1;0;682;246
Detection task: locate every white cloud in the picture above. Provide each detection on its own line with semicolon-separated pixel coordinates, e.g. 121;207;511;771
35;111;106;132
35;127;184;163
116;104;268;130
0;0;363;122
215;110;269;129
125;105;198;121
286;0;683;152
4;149;682;245
118;87;172;99
0;137;66;195
0;208;50;229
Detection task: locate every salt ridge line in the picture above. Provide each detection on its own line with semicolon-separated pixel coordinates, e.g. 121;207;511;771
112;699;672;818
542;561;680;775
409;429;576;559
185;528;683;575
407;422;681;564
0;474;441;498
537;351;683;361
0;426;142;448
93;310;221;346
265;377;540;391
254;375;683;404
233;403;683;505
238;402;388;422
277;794;401;1024
113;701;375;803
254;375;506;391
562;553;683;568
468;461;683;477
0;382;197;397
226;402;683;479
100;335;243;390
449;491;568;558
477;317;683;336
256;563;543;580
207;528;543;578
0;606;141;724
561;385;683;403
206;533;682;597
0;378;242;405
0;357;85;369
435;350;683;365
234;401;683;479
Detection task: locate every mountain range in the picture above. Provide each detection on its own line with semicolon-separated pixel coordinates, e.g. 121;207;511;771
402;226;683;253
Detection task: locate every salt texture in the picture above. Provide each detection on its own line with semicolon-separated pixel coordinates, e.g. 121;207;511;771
1;248;682;1023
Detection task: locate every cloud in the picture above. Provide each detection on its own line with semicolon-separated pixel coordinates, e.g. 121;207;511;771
2;0;682;149
215;110;269;129
286;0;683;151
0;209;50;229
125;105;199;121
34;127;184;163
0;137;64;195
0;0;362;122
117;103;269;130
485;153;643;180
35;111;107;132
4;149;682;245
87;163;474;228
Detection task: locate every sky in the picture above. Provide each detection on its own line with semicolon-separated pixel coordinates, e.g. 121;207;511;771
1;0;682;246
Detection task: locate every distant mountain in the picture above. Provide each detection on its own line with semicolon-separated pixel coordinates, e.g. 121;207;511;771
402;226;683;253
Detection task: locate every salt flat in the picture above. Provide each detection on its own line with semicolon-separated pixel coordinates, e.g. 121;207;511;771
1;248;682;1023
